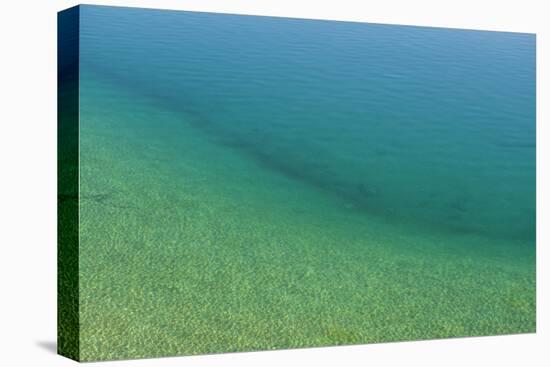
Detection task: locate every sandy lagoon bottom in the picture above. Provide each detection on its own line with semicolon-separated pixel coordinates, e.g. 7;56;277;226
75;74;535;361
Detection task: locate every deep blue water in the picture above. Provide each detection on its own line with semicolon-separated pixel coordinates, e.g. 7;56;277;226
79;5;535;246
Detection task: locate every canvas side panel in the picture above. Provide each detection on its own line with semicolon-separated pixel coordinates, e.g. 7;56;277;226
57;5;80;361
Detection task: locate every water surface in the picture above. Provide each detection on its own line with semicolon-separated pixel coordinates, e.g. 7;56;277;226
75;5;535;361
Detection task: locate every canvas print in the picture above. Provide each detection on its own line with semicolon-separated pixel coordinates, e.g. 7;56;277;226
58;5;536;362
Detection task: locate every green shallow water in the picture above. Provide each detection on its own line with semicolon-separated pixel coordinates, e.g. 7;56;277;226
70;5;536;362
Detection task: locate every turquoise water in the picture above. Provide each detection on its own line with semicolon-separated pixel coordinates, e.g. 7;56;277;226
75;5;535;361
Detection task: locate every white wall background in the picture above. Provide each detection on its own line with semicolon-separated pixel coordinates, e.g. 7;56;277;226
0;1;547;366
